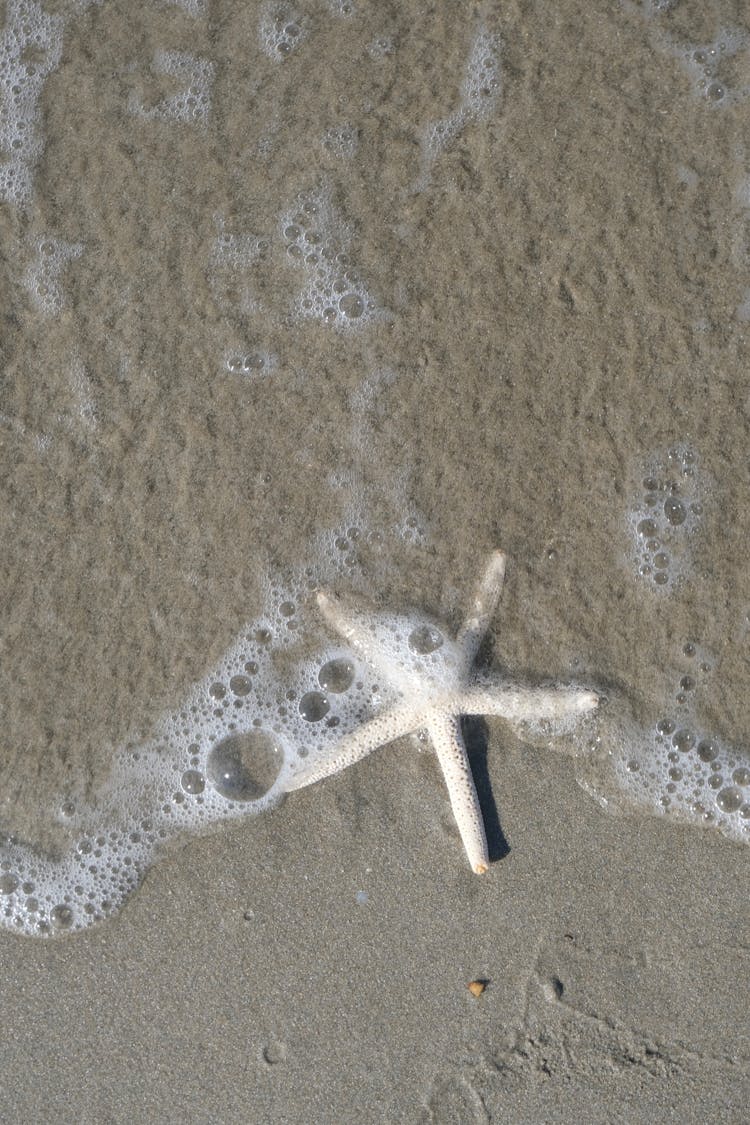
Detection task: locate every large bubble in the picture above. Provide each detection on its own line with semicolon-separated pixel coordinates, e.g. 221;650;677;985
206;731;284;801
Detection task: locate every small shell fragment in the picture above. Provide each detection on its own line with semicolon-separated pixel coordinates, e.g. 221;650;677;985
467;980;487;997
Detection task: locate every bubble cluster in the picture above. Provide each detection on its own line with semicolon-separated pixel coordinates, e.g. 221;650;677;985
0;832;144;937
321;124;359;159
128;50;215;125
0;0;64;208
5;508;745;938
224;351;277;378
580;710;750;846
460;27;503;119
0;519;430;938
280;188;378;329
665;27;746;107
22;236;83;317
367;36;395;60
210;223;265;272
573;644;749;846
258;4;307;60
647;22;750;108
627;445;705;589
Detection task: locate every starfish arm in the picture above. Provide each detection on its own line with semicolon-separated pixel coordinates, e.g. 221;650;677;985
427;713;489;874
315;591;401;686
455;549;506;665
460;683;598;720
284;701;423;792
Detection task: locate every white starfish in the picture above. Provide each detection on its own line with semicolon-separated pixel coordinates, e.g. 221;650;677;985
286;551;598;874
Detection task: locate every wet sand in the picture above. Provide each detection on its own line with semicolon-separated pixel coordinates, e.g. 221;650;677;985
0;0;748;1119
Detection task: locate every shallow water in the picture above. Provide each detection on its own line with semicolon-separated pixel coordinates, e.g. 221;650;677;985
1;0;749;934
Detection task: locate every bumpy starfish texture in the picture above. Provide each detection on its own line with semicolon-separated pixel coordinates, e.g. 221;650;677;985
286;551;598;873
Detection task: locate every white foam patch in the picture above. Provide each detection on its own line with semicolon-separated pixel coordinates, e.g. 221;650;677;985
166;0;207;15
646;22;750;108
128;50;215;126
572;696;750;846
0;0;64;209
280;186;380;329
22;235;83;317
367;36;394;59
417;25;501;188
635;0;679;15
460;27;503;119
0;518;425;938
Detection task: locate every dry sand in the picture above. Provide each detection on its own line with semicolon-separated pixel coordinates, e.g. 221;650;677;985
0;0;748;1120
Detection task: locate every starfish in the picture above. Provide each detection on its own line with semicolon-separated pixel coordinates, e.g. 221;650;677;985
286;551;598;873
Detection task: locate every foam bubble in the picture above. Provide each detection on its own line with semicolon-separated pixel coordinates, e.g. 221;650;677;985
408;624;445;655
180;770;205;794
318;657;355;693
298;691;330;721
206;732;284;801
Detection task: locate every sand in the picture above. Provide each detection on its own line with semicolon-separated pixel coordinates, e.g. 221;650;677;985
1;757;747;1121
0;0;748;1119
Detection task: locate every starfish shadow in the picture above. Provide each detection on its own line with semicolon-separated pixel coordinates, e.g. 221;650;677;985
462;716;510;863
